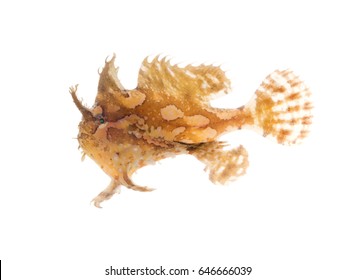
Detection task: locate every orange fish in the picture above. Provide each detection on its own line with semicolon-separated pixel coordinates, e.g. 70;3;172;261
70;54;312;207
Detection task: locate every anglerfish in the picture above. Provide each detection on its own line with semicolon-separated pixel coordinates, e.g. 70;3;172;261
70;54;312;207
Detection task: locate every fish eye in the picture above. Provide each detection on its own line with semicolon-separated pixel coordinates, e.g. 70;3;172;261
95;114;105;124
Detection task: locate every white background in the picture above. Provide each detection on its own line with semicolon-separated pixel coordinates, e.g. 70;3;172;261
1;1;354;279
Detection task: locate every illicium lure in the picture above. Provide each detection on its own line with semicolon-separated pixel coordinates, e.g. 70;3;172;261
70;54;312;207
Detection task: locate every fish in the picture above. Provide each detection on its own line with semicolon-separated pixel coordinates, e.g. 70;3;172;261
70;54;312;207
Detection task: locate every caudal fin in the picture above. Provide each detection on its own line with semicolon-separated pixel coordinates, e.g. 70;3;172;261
246;69;312;144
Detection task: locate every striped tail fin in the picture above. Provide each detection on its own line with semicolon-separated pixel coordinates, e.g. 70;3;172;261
246;69;312;144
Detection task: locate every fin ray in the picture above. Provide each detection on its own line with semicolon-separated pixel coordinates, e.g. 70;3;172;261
190;142;249;184
246;69;312;144
137;55;231;101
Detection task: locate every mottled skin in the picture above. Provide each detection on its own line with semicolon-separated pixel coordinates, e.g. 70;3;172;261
70;54;312;207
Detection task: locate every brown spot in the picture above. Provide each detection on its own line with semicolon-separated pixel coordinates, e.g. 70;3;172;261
107;127;121;142
304;102;313;110
290;80;301;87
287;105;301;113
302;116;312;125
286;92;301;101
277;129;291;143
275;86;286;93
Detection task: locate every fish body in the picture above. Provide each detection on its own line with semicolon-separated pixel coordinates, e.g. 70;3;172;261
70;54;312;207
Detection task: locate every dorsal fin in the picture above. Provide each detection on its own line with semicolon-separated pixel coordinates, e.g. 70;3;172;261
97;54;125;94
137;55;231;102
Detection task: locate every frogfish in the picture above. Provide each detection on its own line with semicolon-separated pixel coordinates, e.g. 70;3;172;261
70;54;312;207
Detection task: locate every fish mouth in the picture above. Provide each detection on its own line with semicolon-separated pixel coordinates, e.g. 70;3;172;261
69;85;95;122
